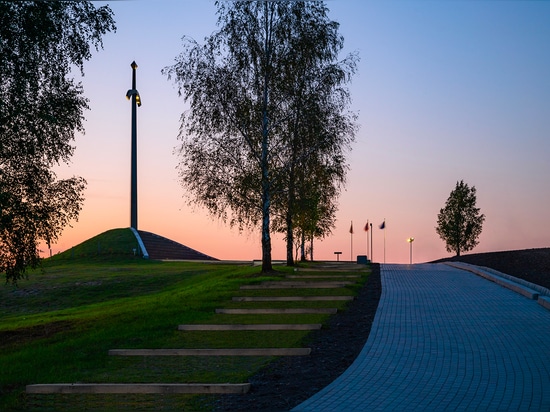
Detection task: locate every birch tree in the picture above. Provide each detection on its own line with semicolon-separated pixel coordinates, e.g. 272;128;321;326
164;1;356;271
0;1;115;282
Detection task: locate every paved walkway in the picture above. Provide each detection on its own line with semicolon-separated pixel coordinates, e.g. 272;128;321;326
292;263;550;411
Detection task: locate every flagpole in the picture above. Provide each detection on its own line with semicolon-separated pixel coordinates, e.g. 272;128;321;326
379;219;386;264
350;220;353;263
364;220;369;261
383;218;386;264
366;222;369;260
370;223;373;262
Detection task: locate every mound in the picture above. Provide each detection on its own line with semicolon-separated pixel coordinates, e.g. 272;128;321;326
435;248;550;290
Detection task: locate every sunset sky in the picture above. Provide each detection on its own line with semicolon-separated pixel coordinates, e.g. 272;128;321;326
49;0;550;264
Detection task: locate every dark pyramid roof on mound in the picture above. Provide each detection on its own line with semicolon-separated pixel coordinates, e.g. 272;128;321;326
137;230;218;261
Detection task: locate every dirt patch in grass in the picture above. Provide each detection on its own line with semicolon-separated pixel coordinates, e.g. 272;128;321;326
0;321;74;350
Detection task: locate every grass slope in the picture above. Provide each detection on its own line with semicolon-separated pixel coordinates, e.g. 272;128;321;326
434;248;550;290
48;228;141;261
1;230;369;411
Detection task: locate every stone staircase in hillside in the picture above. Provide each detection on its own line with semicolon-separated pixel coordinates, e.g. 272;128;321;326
137;230;218;261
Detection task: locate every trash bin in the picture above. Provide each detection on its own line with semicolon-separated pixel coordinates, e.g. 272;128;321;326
357;255;369;264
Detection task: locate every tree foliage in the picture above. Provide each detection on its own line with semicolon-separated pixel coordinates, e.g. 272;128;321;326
272;6;357;265
436;180;485;257
0;1;115;282
164;1;356;270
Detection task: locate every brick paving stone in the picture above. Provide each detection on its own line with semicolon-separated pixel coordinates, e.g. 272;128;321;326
292;263;550;411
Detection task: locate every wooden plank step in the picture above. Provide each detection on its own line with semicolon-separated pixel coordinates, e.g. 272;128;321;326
261;281;353;286
26;383;250;394
232;296;354;302
286;275;360;279
178;324;321;331
297;267;363;272
240;282;349;290
108;348;311;356
215;308;337;314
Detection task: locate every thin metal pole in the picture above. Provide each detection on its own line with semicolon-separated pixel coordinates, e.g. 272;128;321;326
407;237;414;264
350;221;353;263
370;223;373;262
383;219;386;264
366;225;369;260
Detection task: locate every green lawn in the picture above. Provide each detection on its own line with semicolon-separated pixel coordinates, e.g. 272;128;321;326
0;237;369;411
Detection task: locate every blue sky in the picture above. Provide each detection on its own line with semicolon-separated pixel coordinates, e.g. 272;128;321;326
52;0;550;263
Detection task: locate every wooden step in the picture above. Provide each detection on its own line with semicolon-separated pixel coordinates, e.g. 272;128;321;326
26;383;250;394
240;282;350;290
296;267;363;272
261;281;353;286
232;296;354;302
215;308;337;314
108;348;311;356
286;275;360;279
178;324;321;331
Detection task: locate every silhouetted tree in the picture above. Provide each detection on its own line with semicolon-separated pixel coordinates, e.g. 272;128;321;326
274;11;357;266
0;1;116;282
436;180;485;257
164;1;356;271
273;153;343;263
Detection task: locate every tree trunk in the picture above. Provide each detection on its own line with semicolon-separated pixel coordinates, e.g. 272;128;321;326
300;232;306;261
285;216;294;266
261;185;272;272
285;167;295;266
260;115;272;272
260;20;272;273
260;120;272;272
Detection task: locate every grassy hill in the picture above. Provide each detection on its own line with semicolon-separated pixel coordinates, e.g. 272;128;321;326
434;248;550;290
2;227;548;411
49;228;142;261
0;230;368;411
0;261;278;410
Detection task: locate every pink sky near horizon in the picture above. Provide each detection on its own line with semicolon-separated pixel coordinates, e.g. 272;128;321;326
44;0;550;264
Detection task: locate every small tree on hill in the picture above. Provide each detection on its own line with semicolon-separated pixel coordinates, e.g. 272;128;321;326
436;180;485;257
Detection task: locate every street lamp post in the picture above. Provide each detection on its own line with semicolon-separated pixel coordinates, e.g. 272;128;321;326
126;61;141;230
407;237;414;264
